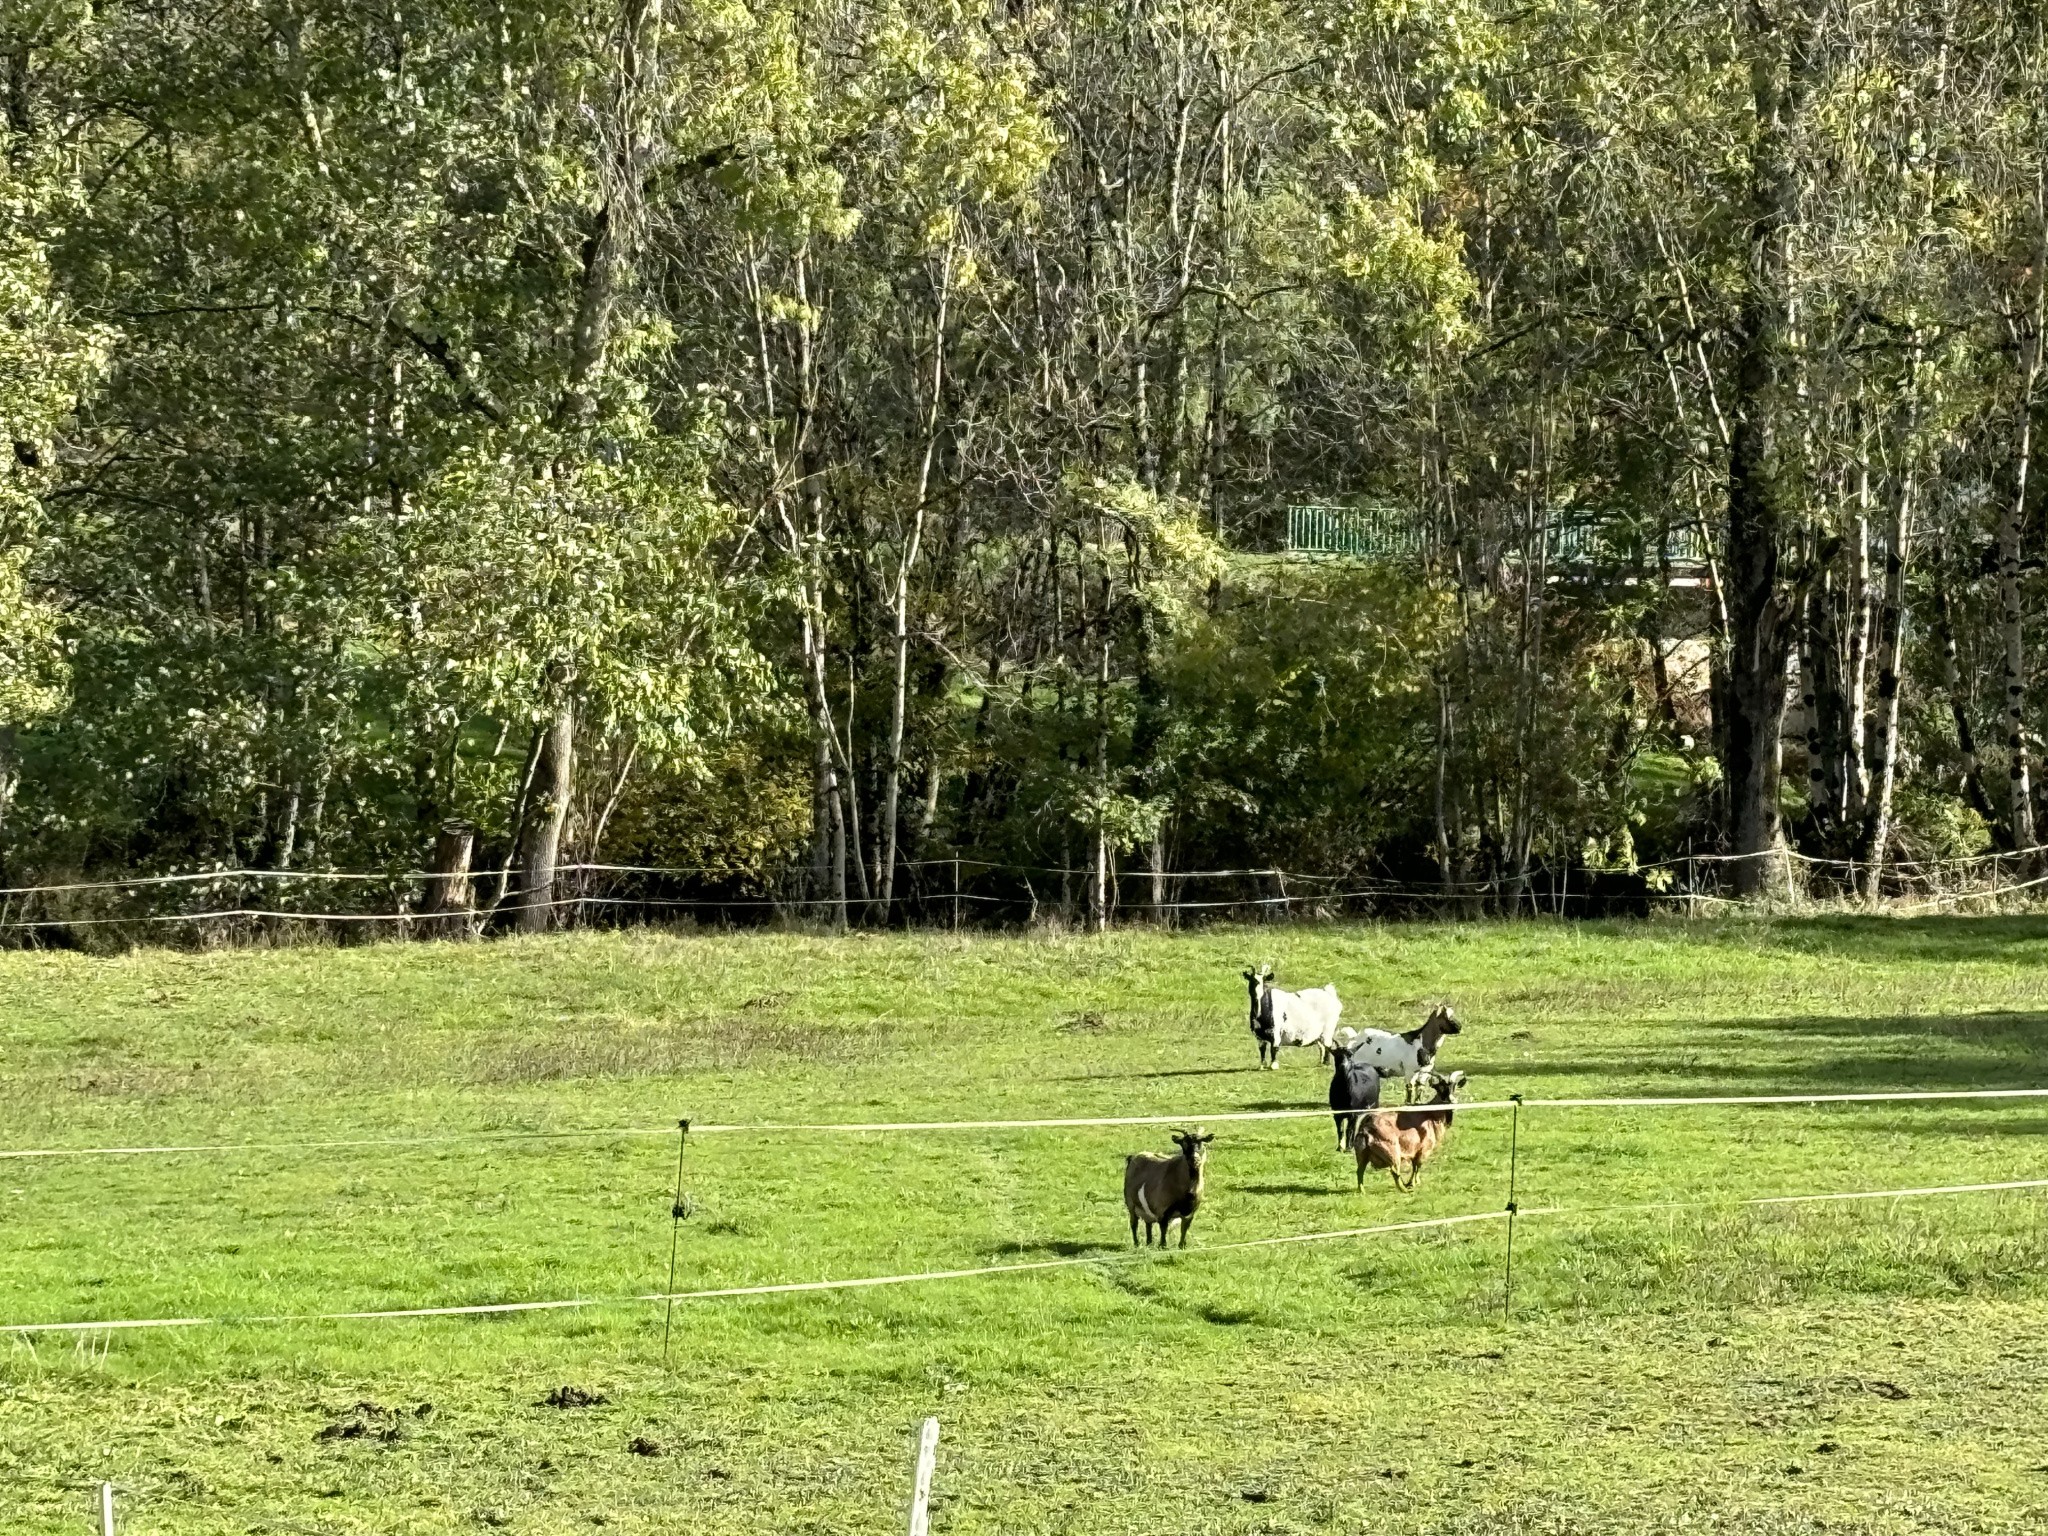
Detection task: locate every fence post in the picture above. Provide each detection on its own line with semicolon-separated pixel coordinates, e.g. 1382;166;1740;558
952;858;961;934
101;1482;115;1536
907;1416;940;1536
1502;1094;1522;1321
662;1118;691;1365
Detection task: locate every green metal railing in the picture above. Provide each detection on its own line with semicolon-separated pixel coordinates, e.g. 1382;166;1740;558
1286;504;1712;571
1286;503;1425;560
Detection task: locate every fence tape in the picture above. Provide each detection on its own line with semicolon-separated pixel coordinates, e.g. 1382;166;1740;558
11;1175;2048;1337
8;1085;2048;1163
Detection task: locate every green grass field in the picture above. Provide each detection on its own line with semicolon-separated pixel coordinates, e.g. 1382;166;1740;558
5;917;2048;1534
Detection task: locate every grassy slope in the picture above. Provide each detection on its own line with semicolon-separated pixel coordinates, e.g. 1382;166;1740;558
3;917;2048;1533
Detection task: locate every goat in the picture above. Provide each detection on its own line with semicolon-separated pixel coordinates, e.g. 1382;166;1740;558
1334;1004;1462;1100
1327;1044;1382;1150
1354;1070;1465;1190
1124;1129;1213;1247
1242;966;1343;1069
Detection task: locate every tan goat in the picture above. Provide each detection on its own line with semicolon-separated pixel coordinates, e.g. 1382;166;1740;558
1353;1070;1465;1190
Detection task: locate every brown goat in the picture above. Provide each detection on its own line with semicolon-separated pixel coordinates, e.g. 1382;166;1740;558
1124;1130;1213;1247
1353;1070;1465;1190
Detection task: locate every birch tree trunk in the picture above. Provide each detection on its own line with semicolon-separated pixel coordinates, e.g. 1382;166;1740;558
1859;471;1914;898
505;0;662;928
1998;395;2038;864
515;691;575;933
1842;493;1871;827
1094;618;1111;933
2000;182;2044;868
878;247;954;922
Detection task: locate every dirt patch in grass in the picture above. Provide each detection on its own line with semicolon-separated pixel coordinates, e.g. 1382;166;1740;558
538;1385;608;1409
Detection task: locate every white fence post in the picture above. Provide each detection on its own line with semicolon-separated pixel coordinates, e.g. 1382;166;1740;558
100;1481;115;1536
906;1416;940;1536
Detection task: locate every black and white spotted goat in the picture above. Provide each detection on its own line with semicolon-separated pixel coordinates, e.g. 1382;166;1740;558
1333;1004;1463;1102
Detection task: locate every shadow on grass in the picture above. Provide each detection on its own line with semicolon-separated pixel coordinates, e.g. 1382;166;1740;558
1473;1013;2048;1096
1691;913;2048;966
988;1238;1115;1259
1238;1182;1347;1198
1041;1066;1250;1083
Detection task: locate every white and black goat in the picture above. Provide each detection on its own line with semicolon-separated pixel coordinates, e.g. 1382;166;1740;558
1124;1129;1213;1248
1242;966;1343;1069
1333;1004;1462;1100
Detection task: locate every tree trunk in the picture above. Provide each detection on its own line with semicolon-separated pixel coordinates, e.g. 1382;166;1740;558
1721;0;1809;899
842;659;870;908
2000;229;2043;866
1800;563;1830;836
1934;582;1997;827
0;725;16;887
795;537;848;926
556;0;662;425
515;695;575;933
1998;407;2037;864
1859;471;1914;898
1433;675;1454;892
1842;492;1871;826
276;784;302;871
878;248;953;922
1094;621;1111;933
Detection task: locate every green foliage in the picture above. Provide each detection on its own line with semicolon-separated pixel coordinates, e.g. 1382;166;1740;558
7;0;2044;897
411;427;776;758
0;126;107;727
1155;559;1449;868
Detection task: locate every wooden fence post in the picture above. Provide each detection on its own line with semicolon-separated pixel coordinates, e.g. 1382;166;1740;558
907;1416;940;1536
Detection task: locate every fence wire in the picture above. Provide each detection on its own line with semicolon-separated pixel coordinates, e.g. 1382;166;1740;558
10;1175;2045;1337
8;1084;2047;1163
3;846;2047;939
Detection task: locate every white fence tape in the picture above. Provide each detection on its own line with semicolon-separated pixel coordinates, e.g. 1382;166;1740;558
11;1176;2048;1338
10;1085;2048;1163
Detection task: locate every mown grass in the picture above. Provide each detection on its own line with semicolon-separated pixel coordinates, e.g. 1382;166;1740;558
4;916;2048;1533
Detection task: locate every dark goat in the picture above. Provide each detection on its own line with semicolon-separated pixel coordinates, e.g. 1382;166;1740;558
1124;1130;1213;1247
1326;1045;1382;1150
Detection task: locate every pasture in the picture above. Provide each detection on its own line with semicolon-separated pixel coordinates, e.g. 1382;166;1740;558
4;917;2048;1534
